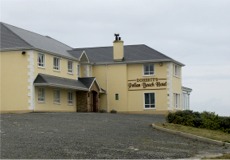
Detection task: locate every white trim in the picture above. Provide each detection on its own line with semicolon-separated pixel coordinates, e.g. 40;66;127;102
167;62;173;110
37;53;45;68
53;57;61;71
143;63;155;76
79;51;90;63
67;60;73;74
143;92;156;109
27;51;35;110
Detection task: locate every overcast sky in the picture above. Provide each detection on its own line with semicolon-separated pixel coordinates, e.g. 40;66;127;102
1;0;230;116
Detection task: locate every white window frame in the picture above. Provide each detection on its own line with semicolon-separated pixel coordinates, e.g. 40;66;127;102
54;89;61;104
53;57;60;71
174;93;180;108
143;63;154;76
38;53;45;67
144;92;155;109
67;61;73;74
38;88;45;102
68;91;73;105
173;64;181;77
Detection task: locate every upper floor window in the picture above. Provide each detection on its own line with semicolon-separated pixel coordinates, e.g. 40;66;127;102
174;64;181;77
143;64;154;75
68;61;73;73
38;53;45;67
144;93;155;109
53;57;60;70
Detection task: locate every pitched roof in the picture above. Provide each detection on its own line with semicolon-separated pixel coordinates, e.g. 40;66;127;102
34;74;89;91
0;22;76;60
69;45;184;66
78;77;96;89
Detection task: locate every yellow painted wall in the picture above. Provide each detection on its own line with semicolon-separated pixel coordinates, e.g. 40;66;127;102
107;64;128;111
172;64;182;109
93;62;171;113
33;51;79;111
0;51;29;112
34;87;76;112
113;41;124;60
34;51;79;80
127;63;168;112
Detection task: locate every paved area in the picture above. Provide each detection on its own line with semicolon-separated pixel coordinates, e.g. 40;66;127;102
0;113;229;159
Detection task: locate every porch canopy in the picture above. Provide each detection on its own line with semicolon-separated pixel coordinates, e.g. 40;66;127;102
34;73;89;91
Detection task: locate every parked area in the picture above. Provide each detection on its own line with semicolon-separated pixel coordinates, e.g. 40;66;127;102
0;113;229;159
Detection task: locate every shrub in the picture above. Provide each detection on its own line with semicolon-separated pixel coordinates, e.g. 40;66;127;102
110;109;117;114
166;110;230;133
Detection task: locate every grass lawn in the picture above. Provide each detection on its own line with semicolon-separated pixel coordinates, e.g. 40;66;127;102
155;123;230;143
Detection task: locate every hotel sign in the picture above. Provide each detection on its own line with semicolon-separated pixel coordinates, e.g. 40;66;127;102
128;77;167;91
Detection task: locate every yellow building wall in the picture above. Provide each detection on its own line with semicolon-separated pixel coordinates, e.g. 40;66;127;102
34;51;79;80
127;63;168;112
107;64;128;112
34;87;76;112
92;65;108;110
172;67;182;109
0;51;30;112
33;51;79;111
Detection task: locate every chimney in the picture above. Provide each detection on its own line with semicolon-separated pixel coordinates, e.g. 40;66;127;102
113;33;124;61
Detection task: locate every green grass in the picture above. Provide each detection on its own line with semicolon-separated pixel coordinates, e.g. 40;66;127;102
155;123;230;143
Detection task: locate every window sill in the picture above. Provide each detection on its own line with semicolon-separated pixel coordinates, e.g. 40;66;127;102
38;101;45;104
173;75;181;79
38;66;45;69
54;102;61;105
68;103;73;106
143;74;155;77
144;108;156;110
67;72;73;75
53;69;60;72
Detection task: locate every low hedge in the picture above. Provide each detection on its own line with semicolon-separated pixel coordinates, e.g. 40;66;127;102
167;110;230;133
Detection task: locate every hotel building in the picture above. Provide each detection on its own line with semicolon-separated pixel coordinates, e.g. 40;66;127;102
0;22;192;114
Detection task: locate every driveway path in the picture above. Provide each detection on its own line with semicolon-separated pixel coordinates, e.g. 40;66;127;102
1;113;229;159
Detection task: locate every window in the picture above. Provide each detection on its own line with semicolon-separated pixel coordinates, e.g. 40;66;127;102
38;53;45;67
53;57;60;70
68;61;73;73
38;88;45;102
144;93;155;108
54;89;60;103
174;93;180;108
174;64;181;77
115;93;119;100
68;91;73;105
143;64;154;75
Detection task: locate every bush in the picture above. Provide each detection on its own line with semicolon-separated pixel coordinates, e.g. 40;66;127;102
110;109;117;114
166;110;230;133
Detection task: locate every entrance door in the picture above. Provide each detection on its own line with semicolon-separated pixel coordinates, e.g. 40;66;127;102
92;91;98;112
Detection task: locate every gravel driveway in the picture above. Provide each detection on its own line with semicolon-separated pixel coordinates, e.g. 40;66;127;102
0;113;229;159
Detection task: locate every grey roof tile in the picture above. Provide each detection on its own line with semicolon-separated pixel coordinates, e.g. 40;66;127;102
34;74;89;91
69;45;184;65
1;22;76;59
78;77;95;88
0;23;32;49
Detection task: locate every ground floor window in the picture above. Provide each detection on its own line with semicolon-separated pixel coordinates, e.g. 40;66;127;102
174;93;180;108
68;91;73;105
38;88;45;102
54;89;60;104
144;93;155;109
